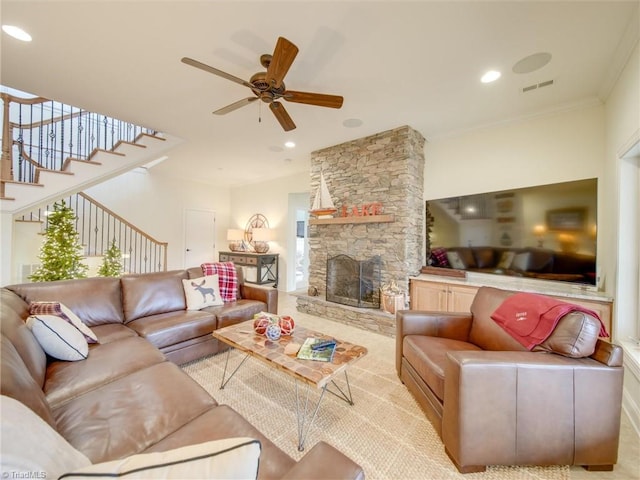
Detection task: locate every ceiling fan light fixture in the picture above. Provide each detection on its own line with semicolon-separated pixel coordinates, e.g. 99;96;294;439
481;70;501;83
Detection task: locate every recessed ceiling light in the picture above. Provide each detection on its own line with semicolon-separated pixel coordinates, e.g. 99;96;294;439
481;70;501;83
284;141;295;149
2;25;32;42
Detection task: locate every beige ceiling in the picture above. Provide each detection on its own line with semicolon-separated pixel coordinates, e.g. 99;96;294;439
1;1;638;187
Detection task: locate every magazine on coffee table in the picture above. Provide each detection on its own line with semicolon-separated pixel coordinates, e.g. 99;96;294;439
296;337;336;362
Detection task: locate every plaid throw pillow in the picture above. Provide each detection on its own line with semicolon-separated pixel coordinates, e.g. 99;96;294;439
201;262;238;302
430;247;449;267
29;301;98;344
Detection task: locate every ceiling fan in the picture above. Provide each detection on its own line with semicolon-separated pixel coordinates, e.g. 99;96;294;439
181;37;343;131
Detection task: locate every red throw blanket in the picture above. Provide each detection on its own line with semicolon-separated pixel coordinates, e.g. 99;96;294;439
491;293;609;350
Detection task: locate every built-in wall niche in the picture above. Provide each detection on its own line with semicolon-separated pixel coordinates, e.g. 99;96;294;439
427;178;598;286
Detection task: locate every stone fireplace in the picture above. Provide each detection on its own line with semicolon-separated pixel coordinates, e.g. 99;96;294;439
296;125;425;336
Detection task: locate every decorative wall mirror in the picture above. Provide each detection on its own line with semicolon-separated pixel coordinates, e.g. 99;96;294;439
244;214;269;251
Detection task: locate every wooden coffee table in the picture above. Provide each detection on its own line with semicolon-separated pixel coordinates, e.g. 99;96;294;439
212;319;368;451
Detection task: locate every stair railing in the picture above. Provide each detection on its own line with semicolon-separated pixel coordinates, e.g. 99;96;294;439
1;90;156;196
19;192;167;274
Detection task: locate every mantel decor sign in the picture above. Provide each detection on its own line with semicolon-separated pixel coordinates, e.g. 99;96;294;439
339;202;384;217
546;207;586;231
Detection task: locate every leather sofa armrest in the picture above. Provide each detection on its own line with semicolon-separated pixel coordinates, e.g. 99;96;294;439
239;284;278;314
280;441;364;480
395;310;473;375
442;350;624;471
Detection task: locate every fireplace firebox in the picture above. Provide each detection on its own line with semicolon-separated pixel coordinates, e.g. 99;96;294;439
326;255;381;308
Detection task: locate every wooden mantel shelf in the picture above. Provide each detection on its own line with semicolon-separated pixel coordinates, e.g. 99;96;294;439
309;214;395;225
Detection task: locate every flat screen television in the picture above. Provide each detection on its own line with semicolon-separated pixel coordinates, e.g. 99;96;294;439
426;178;598;286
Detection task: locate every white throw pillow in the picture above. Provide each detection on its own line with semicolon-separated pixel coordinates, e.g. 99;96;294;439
0;395;91;479
182;275;224;310
26;315;89;361
446;251;466;270
511;252;531;271
29;301;98;344
60;437;261;480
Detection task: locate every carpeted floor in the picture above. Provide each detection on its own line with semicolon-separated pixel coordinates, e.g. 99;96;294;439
183;310;571;480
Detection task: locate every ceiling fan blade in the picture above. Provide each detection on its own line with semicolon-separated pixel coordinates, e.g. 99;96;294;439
269;102;296;131
181;57;254;90
265;37;299;89
213;97;258;115
284;90;344;109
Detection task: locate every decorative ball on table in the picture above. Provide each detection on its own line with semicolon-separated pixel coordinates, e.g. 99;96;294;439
265;323;282;341
253;316;272;335
279;315;295;335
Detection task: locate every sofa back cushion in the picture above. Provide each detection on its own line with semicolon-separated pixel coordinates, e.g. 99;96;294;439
6;278;124;326
533;310;601;358
472;247;496;269
1;289;47;386
121;270;187;323
469;287;530;351
1;335;56;428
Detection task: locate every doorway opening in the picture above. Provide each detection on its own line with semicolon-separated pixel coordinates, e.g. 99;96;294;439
287;192;309;292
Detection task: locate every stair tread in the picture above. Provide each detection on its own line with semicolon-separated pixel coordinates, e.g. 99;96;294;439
114;140;147;148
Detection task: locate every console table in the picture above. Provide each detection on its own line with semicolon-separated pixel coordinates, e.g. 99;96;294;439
219;251;279;287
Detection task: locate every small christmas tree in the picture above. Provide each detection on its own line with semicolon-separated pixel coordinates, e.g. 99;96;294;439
29;200;88;282
98;240;124;277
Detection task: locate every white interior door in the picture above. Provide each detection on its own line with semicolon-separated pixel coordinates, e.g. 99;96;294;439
184;209;216;268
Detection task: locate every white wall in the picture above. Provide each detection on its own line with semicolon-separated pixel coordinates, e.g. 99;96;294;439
86;169;231;270
603;40;640;436
229;171;310;292
424;103;605;200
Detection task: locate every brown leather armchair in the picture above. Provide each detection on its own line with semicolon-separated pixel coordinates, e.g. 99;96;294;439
396;286;624;473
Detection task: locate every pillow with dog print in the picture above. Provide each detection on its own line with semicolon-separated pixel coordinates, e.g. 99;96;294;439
182;275;224;310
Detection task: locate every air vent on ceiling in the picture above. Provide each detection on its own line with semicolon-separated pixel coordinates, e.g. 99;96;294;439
522;79;554;93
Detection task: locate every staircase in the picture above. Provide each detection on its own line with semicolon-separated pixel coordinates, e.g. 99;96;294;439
0;90;182;215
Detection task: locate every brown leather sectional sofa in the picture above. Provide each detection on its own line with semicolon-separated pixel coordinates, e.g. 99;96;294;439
396;286;624;473
1;267;364;479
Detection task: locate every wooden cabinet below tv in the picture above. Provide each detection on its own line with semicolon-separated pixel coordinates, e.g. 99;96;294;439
409;275;613;339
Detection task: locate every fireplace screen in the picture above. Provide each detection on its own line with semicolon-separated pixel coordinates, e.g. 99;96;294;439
326;254;381;308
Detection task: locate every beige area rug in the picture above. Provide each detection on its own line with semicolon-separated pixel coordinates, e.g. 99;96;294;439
182;315;569;480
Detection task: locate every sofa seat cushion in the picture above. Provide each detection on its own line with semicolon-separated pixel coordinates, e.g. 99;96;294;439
44;336;166;409
144;405;296;480
52;362;218;463
127;310;217;349
403;335;482;401
90;323;138;344
206;300;267;329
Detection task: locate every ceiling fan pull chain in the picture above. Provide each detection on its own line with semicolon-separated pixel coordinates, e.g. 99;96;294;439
259;101;262;124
